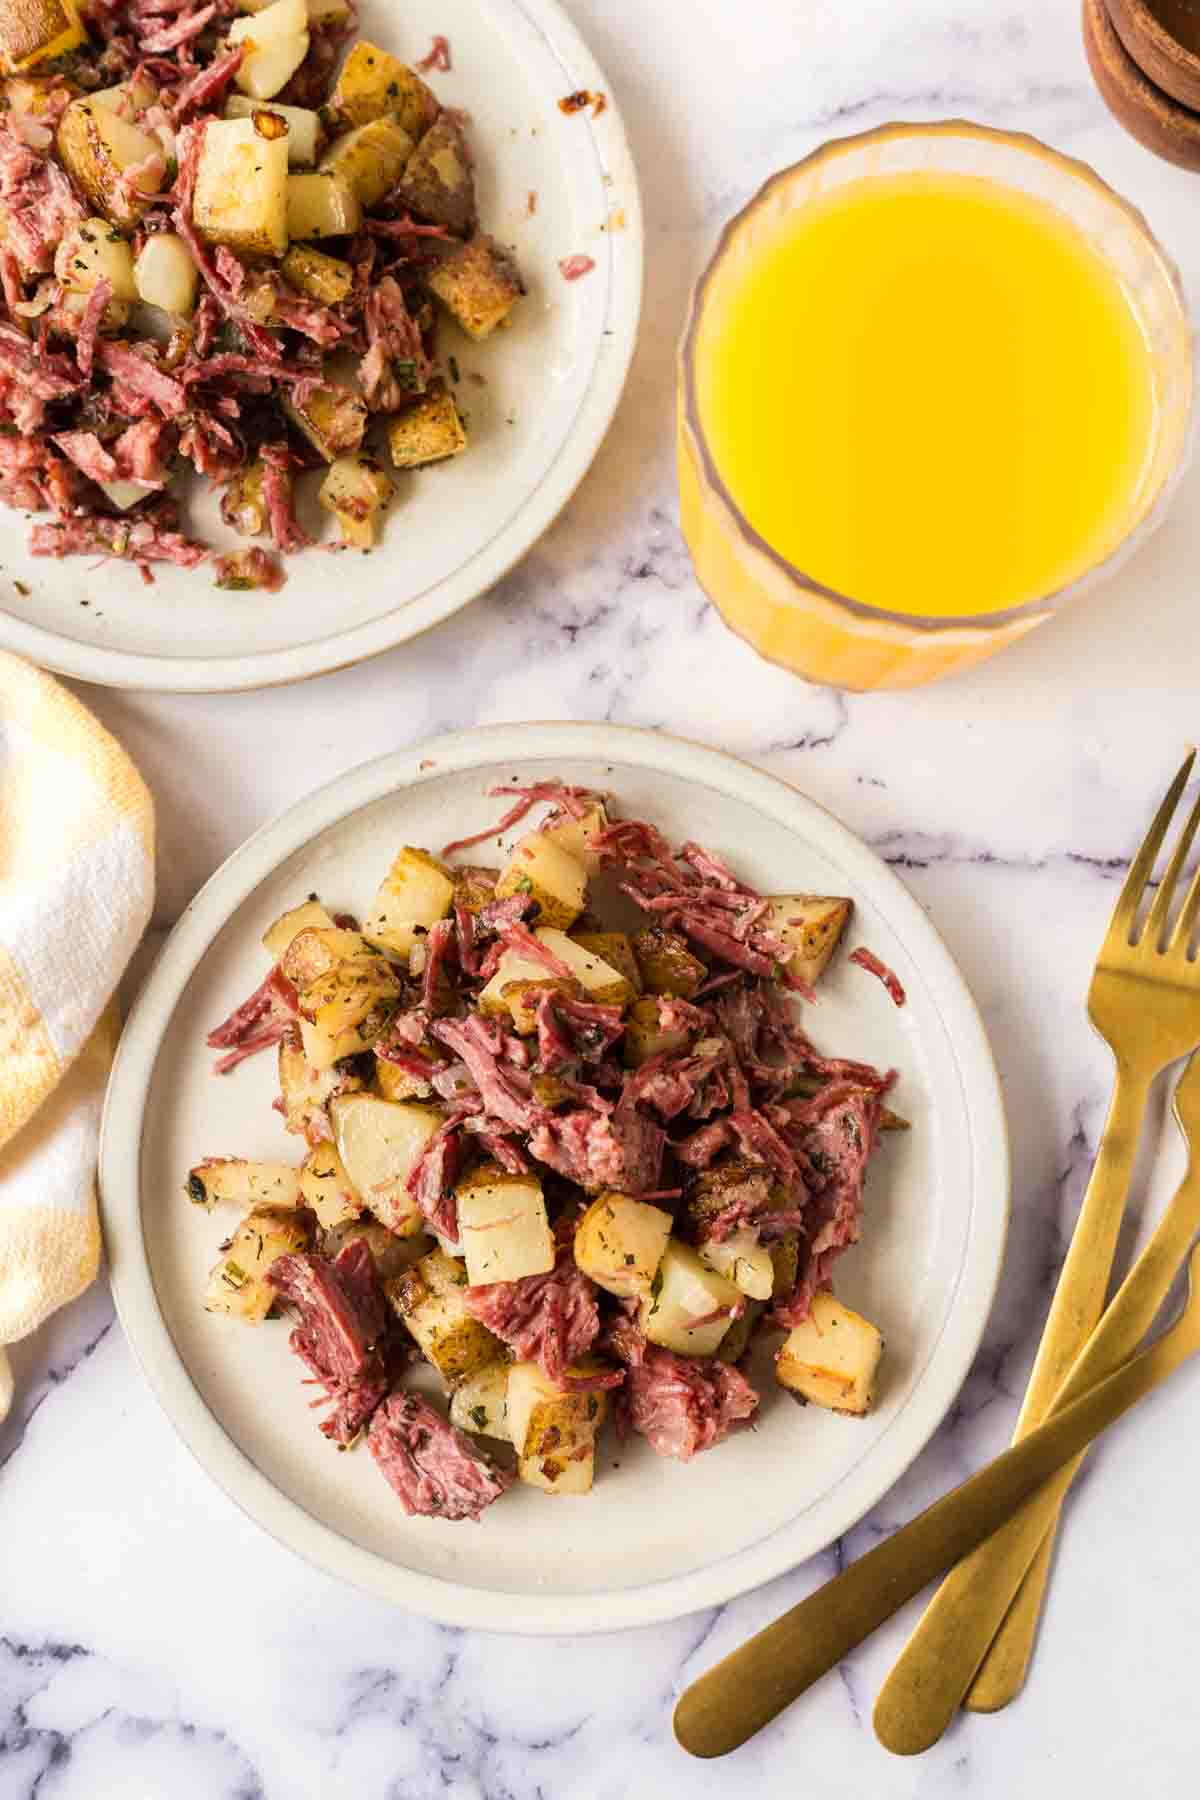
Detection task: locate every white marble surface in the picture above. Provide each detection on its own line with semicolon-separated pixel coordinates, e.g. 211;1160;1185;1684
7;0;1200;1792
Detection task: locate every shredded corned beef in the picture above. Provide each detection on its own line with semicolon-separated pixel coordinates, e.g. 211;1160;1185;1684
611;1327;760;1460
559;254;596;281
849;947;907;1007
206;964;298;1073
197;786;900;1521
269;1242;389;1445
463;1215;607;1383
368;1391;512;1520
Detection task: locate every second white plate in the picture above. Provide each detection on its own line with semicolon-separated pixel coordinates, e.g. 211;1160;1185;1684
0;0;642;691
100;724;1008;1632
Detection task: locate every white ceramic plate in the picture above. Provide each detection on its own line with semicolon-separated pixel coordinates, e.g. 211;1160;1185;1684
0;1;641;692
100;724;1009;1633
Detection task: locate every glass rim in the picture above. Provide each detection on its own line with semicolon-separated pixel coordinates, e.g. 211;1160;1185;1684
679;117;1194;637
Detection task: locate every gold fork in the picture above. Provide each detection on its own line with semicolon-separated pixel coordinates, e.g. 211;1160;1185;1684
874;748;1200;1753
674;1234;1200;1758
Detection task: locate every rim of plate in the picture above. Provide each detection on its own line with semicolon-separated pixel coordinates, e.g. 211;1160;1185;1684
0;0;643;694
100;724;1010;1634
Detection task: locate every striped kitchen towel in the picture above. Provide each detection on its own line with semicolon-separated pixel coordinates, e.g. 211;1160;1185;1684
0;652;154;1419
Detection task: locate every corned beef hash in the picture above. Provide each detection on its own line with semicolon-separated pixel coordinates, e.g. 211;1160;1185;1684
189;784;904;1522
0;0;523;589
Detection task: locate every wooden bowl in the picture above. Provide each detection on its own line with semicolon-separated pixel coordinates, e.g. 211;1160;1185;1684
1084;0;1200;169
1107;0;1200;111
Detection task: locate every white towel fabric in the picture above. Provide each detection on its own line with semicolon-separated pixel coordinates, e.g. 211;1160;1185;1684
0;652;154;1418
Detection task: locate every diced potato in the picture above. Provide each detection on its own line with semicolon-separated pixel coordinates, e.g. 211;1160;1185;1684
89;75;158;119
621;995;693;1068
363;845;455;962
500;978;582;1038
299;997;395;1070
297;954;401;1070
133;232;198;318
543;799;609;873
96;480;149;512
56;98;165;227
572;932;641;996
226;93;319;164
449;1359;511;1442
205;1203;312;1323
631;927;706;999
394;114;474;236
507;1360;607;1494
639;1239;741;1357
282;242;352;303
456;1164;554;1287
573;1193;672;1300
277;1033;364;1139
424;233;524;340
323;1214;431;1280
262;895;335;959
0;0;84;74
286;170;362;239
769;1231;801;1302
775;1292;883;1415
298;1141;361;1229
479;927;632;1029
715;1300;765;1365
493;833;586;930
318;453;395;549
222;456;269;537
386;1247;502;1386
55;216;136;327
186;1158;302;1211
698;1228;774;1301
330;40;439;138
330;1093;443;1235
386;382;466;471
764;895;852;987
283;382;368;462
375;1048;437;1104
319;115;413;210
281;924;371;987
193;113;289;257
229;0;309;101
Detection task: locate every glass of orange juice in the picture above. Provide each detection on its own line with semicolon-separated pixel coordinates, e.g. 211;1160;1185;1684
678;122;1192;690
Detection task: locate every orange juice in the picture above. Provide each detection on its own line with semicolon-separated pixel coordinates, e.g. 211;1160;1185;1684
693;171;1158;618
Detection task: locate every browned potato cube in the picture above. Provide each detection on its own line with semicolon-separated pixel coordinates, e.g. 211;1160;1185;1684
56;97;165;227
205;1203;312;1323
452;865;499;912
281;924;371;987
394;113;475;235
572;932;641;995
0;0;85;74
281;243;353;303
775;1293;883;1415
386;381;467;471
621;995;694;1068
631;927;706;998
329;39;439;138
323;1214;432;1280
423;233;523;340
764;895;853;988
375;1048;438;1103
283;382;368;462
386;1247;502;1386
319;115;413;211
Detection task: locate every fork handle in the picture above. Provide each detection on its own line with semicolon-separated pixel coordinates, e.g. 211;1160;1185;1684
673;1305;1197;1759
872;1058;1153;1754
965;1143;1200;1711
